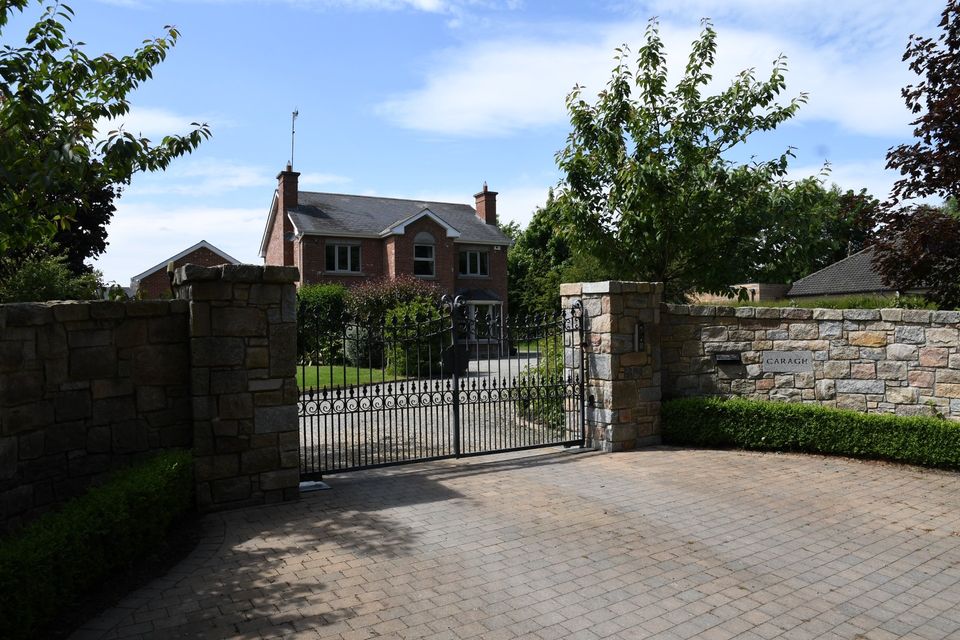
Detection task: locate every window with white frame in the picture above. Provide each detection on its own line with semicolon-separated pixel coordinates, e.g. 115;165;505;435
413;232;435;277
458;250;489;276
325;243;361;273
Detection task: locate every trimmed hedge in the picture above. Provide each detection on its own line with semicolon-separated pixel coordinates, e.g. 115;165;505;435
518;337;565;430
384;298;448;376
297;283;348;364
0;450;194;640
662;397;960;470
346;275;442;322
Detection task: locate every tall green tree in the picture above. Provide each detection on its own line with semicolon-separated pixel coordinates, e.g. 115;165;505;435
2;162;118;276
0;1;210;254
48;174;116;274
555;19;808;300
872;0;960;309
751;181;878;284
886;0;960;204
507;189;613;317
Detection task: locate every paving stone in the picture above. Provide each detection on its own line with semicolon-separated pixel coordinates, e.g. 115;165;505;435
71;448;960;640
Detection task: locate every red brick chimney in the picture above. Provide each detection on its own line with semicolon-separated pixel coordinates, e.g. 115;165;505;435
474;182;498;225
278;162;300;211
276;163;300;266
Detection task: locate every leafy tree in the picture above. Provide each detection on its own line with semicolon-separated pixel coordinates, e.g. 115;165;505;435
751;181;878;283
497;219;522;242
507;191;569;318
555;19;808;300
0;244;100;302
507;189;613;317
46;165;118;274
0;1;210;254
871;205;960;309
945;196;959;215
872;0;960;309
5;163;117;275
886;0;960;204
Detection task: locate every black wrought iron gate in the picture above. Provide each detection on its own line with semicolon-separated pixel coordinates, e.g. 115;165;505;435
297;297;585;478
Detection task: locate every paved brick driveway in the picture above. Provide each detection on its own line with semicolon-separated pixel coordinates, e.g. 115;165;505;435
73;447;960;640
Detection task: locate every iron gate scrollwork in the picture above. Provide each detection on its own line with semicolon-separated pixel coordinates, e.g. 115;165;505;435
297;296;585;477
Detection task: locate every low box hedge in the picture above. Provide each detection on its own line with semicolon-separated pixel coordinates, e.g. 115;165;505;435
662;397;960;470
0;450;194;640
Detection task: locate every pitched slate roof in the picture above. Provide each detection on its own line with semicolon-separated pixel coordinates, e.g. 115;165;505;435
287;191;511;244
129;240;240;284
786;246;891;297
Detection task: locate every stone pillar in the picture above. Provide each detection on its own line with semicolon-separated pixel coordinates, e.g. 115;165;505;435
174;264;300;510
560;281;663;452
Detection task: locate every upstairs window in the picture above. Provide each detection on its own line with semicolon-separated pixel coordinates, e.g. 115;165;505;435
414;245;435;276
413;232;435;277
459;250;489;276
326;243;361;273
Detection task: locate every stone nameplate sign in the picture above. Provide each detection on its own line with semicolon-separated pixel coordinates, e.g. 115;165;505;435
762;350;813;372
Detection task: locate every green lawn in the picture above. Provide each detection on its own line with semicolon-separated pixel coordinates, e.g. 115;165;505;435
514;338;553;352
297;365;404;390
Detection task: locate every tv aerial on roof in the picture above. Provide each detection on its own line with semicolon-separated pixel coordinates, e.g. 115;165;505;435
290;108;299;169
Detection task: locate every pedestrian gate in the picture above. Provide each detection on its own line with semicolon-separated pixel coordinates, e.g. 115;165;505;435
297;297;585;477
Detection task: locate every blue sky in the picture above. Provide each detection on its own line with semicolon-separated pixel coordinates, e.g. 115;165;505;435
6;0;944;285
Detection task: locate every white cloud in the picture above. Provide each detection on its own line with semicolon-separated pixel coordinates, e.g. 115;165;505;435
641;0;930;54
493;186;550;229
92;201;266;286
299;172;352;189
95;0;462;12
377;38;609;136
121;159;350;198
378;3;939;138
127;160;271;197
788;160;894;200
789;159;945;206
694;27;911;138
96;106;213;140
300;0;449;10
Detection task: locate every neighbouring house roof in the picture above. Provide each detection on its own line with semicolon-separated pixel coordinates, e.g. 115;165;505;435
786;246;891;297
130;239;240;285
260;191;511;257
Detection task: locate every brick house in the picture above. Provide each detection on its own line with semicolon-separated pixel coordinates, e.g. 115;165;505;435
129;240;240;299
259;165;512;323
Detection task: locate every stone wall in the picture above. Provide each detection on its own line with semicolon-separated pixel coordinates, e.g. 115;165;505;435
561;281;663;452
557;281;960;454
174;264;300;510
1;264;302;532
0;300;192;531
662;305;960;420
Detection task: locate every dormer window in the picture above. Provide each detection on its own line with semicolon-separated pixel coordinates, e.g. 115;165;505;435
459;250;488;277
413;232;435;277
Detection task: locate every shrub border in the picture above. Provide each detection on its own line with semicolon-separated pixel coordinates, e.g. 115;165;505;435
662;397;960;470
0;450;194;640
